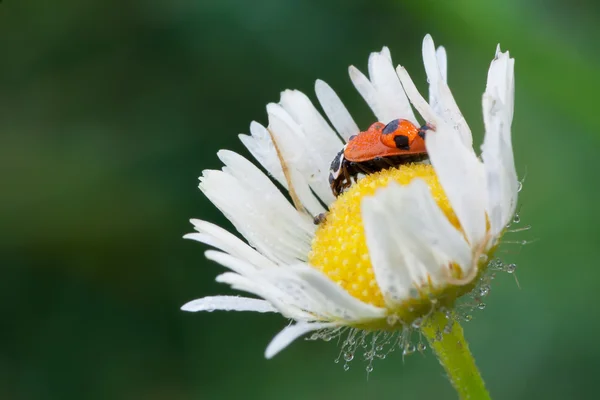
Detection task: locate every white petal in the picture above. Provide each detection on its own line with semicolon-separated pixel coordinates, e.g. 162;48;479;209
396;65;439;125
215;272;260;293
349;48;417;125
199;153;315;264
399;180;472;270
428;45;448;107
204;250;263;276
349;65;385;122
206;252;336;321
367;48;418;124
426;123;487;247
241;121;333;214
287;266;386;320
181;296;277;313
185;219;276;269
279;89;343;161
259;266;370;321
265;322;336;359
481;47;518;234
422;34;472;148
436;46;448;82
239;121;286;188
314;79;360;140
364;180;473;288
215;272;316;321
362;192;413;306
267;103;334;210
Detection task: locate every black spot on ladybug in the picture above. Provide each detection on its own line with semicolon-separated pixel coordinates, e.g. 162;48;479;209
382;119;400;135
418;125;429;139
394;134;410;150
330;148;344;172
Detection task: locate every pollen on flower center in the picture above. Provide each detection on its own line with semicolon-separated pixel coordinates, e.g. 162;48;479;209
308;164;460;308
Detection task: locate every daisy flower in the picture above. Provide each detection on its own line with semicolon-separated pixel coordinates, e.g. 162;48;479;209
182;32;518;382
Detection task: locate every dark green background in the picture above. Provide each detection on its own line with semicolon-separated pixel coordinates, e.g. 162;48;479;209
2;1;599;399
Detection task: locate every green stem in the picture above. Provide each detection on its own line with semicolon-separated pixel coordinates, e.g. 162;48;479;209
421;311;491;400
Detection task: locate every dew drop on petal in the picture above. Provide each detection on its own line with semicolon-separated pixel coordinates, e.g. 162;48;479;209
366;365;374;373
513;214;521;223
344;352;354;362
506;263;517;273
478;303;487;310
417;343;427;352
464;314;473;322
343;364;350;371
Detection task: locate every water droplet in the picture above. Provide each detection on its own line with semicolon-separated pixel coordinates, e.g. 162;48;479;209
376;345;383;351
417;343;427;352
344;352;354;362
506;263;516;273
412;318;423;329
386;315;399;326
378;354;387;359
403;345;416;356
517;181;523;192
343;364;350;371
334;358;339;364
513;214;521;223
478;303;487;310
366;365;374;373
464;314;473;322
323;335;332;342
479;285;490;297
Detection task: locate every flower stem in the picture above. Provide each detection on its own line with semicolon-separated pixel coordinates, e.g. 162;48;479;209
421;311;491;400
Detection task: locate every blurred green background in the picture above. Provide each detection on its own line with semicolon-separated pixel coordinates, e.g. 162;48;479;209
2;1;599;399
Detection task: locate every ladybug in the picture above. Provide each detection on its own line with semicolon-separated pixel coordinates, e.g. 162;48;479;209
328;118;431;197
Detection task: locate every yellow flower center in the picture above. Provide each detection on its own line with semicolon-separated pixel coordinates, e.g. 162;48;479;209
308;164;460;309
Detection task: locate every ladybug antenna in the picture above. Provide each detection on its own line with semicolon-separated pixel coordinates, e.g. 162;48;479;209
418;123;434;139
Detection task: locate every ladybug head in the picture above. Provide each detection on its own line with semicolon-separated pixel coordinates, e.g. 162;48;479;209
379;118;420;150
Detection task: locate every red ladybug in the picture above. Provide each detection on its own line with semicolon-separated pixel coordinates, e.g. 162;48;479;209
328;119;431;197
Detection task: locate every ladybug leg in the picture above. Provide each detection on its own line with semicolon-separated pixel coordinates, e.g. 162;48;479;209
353;162;373;175
342;162;352;186
313;212;328;225
382;157;396;167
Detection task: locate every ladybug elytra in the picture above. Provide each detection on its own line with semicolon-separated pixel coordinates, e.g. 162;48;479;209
328;118;431;197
